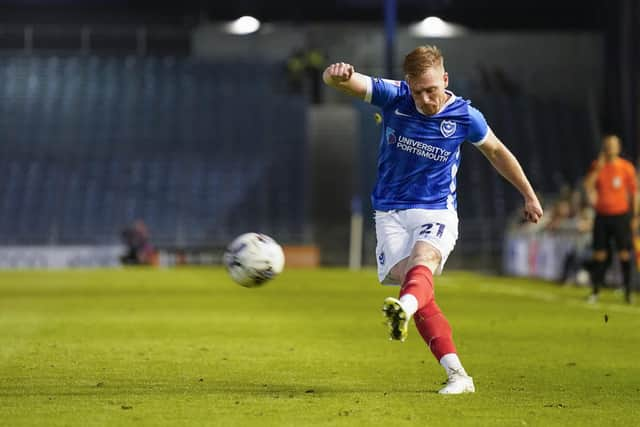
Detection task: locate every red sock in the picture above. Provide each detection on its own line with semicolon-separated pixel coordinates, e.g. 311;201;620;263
400;265;434;310
414;299;457;360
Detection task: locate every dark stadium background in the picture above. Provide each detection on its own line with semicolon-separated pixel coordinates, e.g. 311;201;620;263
0;0;638;270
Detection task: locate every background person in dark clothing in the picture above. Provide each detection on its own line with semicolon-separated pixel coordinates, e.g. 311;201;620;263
584;135;639;303
120;220;155;265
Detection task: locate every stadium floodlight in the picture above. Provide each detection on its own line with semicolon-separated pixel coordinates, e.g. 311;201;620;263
224;16;261;35
408;16;468;37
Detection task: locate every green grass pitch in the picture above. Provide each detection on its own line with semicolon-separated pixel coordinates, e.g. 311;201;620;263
1;268;639;426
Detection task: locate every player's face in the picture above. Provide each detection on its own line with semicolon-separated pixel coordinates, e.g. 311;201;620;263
407;67;449;116
602;136;620;158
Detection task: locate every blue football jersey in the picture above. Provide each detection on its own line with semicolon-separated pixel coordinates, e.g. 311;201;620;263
365;77;489;211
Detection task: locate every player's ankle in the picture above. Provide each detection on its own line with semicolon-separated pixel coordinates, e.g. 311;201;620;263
439;353;468;377
398;294;418;317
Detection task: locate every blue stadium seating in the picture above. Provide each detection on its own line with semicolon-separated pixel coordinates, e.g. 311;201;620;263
0;55;309;247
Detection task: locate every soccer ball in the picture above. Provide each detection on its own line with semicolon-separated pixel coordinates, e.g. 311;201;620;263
223;233;285;287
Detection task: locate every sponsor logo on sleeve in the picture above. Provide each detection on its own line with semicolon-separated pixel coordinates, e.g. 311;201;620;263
386;127;397;145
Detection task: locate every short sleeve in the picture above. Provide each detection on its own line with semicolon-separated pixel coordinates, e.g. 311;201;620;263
366;77;404;109
467;106;490;145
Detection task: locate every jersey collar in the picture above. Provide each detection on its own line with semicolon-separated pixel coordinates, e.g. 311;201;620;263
415;90;456;116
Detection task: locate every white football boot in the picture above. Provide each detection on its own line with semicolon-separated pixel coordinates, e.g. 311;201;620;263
382;297;409;342
438;372;475;395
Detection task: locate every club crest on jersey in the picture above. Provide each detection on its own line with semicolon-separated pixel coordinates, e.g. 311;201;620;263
386;127;397;145
440;120;456;138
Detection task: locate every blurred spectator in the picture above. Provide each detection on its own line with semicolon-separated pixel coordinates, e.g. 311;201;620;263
506;185;596;285
545;188;594;234
287;47;326;103
120;220;156;266
568;188;594;231
544;198;572;232
555;188;595;285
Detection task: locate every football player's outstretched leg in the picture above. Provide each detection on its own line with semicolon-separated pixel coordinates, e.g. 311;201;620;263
382;241;474;394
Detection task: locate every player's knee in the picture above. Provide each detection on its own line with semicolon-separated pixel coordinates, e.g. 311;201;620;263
389;260;407;283
408;250;441;268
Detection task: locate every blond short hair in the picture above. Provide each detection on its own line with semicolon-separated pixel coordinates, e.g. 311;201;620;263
403;45;444;78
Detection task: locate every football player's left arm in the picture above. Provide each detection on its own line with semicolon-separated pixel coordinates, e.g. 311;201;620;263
476;129;544;223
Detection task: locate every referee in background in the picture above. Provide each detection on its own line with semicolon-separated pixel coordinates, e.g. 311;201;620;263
584;134;639;304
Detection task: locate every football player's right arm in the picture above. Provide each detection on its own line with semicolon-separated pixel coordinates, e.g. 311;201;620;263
322;62;369;100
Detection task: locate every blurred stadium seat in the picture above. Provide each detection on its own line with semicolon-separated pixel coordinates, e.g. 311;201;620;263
0;55;310;248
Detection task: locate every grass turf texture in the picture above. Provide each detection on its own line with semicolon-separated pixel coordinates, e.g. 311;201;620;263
1;268;639;426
